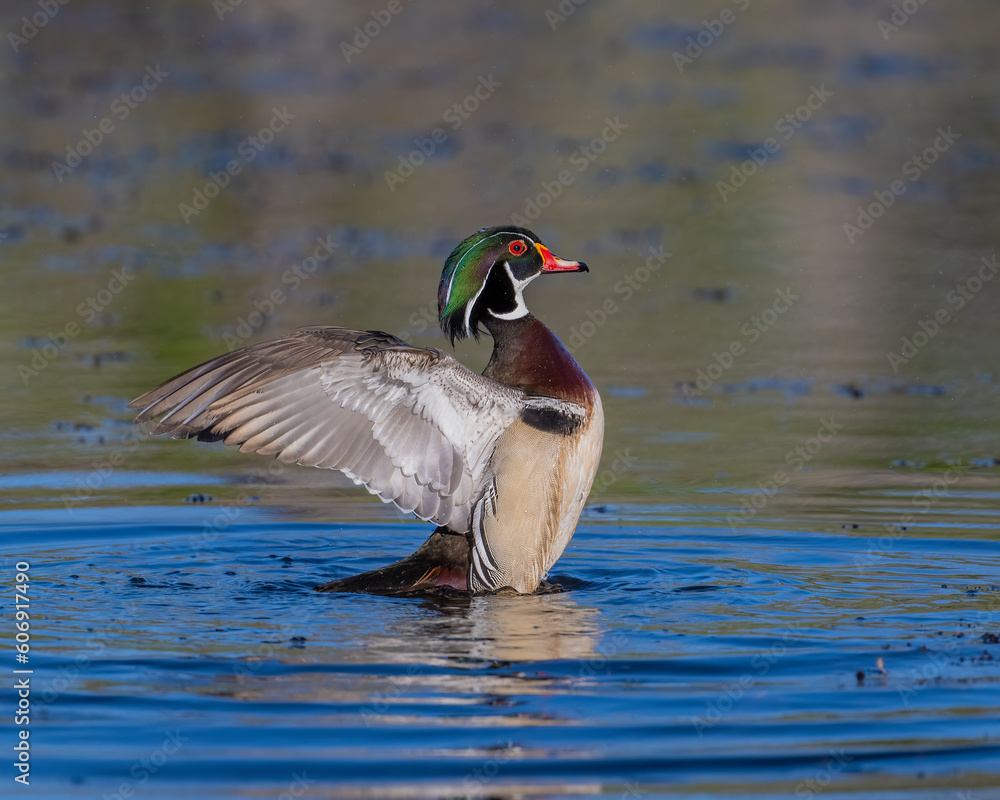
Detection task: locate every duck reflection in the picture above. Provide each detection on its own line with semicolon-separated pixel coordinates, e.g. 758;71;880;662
391;590;602;663
216;590;604;711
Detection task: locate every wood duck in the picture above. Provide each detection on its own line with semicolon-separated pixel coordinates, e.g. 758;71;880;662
129;226;604;595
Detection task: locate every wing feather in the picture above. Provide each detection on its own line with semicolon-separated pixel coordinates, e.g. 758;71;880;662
129;326;524;531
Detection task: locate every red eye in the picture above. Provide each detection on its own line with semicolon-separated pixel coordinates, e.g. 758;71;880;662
509;240;528;256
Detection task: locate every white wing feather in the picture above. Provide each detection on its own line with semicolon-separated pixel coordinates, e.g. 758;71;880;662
130;327;525;532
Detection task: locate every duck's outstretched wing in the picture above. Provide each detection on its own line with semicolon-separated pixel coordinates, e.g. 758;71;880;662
128;326;524;532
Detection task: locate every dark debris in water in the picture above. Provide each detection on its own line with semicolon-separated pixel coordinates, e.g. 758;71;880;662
671;584;724;593
843;52;941;83
185;493;214;503
833;382;865;399
721;377;813;398
51;419;133;446
831;380;947;398
53;421;95;432
671;385;712;407
692;286;735;302
128;575;202;590
88;351;130;368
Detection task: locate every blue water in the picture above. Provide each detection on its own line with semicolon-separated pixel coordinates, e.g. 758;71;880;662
5;494;998;799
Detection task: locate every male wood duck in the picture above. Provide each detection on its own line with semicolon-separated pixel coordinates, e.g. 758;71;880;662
129;226;604;595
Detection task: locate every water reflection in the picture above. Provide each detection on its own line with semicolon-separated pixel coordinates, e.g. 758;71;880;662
213;592;603;722
421;593;601;663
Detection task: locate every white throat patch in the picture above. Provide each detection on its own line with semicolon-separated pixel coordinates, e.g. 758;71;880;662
489;262;536;321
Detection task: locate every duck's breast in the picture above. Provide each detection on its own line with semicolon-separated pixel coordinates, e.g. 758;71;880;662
546;389;604;576
468;389;604;593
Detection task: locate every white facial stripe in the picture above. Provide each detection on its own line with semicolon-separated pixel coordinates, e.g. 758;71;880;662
489;262;536;320
445;232;503;311
444;230;538;310
462;276;488;337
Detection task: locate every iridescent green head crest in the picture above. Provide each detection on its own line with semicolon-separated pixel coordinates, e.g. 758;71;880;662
437;226;587;344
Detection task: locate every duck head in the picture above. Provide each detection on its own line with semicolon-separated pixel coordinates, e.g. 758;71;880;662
438;226;588;344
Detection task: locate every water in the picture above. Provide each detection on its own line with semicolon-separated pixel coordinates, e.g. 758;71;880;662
3;1;1000;797
5;500;999;798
